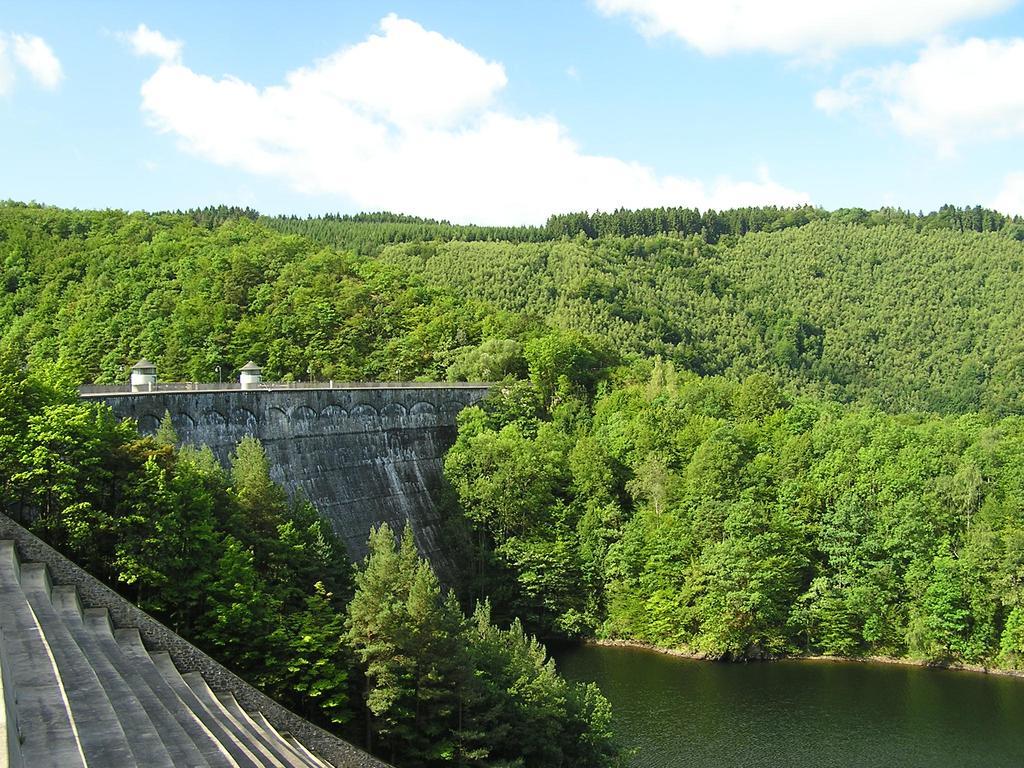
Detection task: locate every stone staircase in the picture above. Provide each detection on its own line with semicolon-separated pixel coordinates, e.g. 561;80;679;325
0;537;367;768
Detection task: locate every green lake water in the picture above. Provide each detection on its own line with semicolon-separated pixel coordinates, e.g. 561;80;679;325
555;644;1024;768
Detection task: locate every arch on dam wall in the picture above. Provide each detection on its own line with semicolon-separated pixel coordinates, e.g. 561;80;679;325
380;403;407;419
266;406;288;425
409;401;436;416
202;410;227;427
439;400;467;417
292;405;317;421
137;413;161;433
319;404;348;421
171;411;196;432
231;407;257;428
350;403;378;421
291;405;318;436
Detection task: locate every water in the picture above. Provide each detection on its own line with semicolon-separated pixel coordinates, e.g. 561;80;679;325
555;644;1024;768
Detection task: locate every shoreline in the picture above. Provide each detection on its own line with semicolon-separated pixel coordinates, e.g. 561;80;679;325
585;637;1024;680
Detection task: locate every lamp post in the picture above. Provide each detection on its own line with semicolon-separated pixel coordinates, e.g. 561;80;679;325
215;365;222;384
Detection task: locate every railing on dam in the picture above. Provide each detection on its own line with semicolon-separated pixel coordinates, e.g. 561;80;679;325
79;380;492;398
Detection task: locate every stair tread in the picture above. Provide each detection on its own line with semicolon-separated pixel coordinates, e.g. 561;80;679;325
184;674;289;768
21;564;140;767
152;652;266;768
76;606;210;768
285;735;333;768
215;690;322;768
0;549;86;768
114;631;239;768
255;711;332;768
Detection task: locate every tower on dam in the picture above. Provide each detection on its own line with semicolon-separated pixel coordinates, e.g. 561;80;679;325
81;362;489;579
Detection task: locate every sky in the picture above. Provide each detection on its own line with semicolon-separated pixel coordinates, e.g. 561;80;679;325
4;0;1024;225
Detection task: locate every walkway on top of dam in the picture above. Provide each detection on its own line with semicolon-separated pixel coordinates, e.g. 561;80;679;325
80;381;492;398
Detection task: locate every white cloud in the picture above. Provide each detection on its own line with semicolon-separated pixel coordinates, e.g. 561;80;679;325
11;34;63;89
814;84;868;115
125;23;183;62
286;15;506;129
814;64;902;115
566;65;580;80
0;32;62;94
816;37;1024;153
992;171;1024;216
137;15;808;224
594;0;1015;57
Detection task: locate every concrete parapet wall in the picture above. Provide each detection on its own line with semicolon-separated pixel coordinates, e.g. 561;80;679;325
0;513;388;768
89;385;489;574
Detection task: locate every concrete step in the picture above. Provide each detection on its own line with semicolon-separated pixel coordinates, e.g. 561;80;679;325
20;563;137;767
81;605;210;768
215;690;322;768
114;629;238;768
286;734;334;768
0;626;24;768
183;673;289;768
51;587;176;768
252;711;332;768
151;651;266;768
0;544;86;768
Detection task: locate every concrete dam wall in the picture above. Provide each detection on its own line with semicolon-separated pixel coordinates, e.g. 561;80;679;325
84;384;489;576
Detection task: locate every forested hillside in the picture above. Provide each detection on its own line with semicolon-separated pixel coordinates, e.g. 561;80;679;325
265;211;549;253
0;203;498;384
382;222;1024;414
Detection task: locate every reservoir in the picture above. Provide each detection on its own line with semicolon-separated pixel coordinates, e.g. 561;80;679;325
555;644;1024;768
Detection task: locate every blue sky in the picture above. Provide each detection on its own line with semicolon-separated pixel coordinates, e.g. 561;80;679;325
4;1;1024;224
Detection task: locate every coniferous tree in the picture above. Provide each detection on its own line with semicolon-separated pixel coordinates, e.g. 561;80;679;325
347;524;420;757
154;409;179;446
230;435;288;532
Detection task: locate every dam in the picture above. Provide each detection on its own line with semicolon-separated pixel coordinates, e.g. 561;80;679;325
81;370;489;577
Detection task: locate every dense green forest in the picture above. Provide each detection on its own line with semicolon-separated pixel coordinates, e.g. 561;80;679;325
445;364;1024;667
381;223;1024;414
265;211;550;253
5;199;1024;764
0;202;498;384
